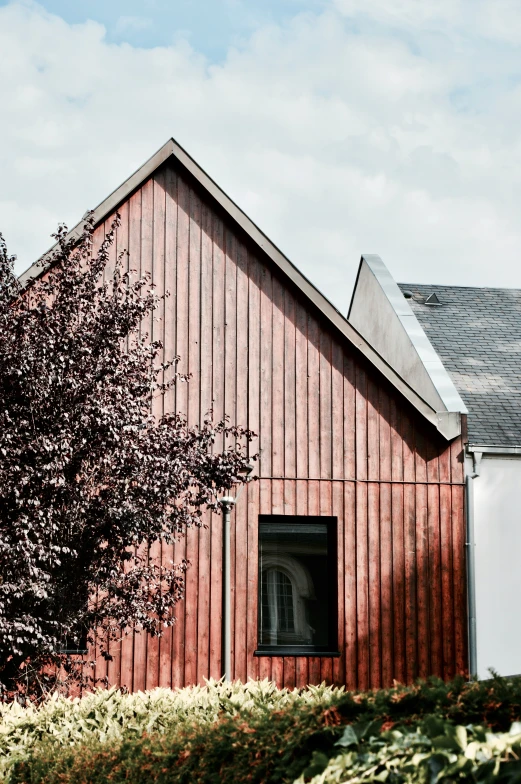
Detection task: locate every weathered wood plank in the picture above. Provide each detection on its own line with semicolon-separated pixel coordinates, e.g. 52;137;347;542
259;267;273;478
246;254;261;682
163;164;178;416
295;302;309;483
332;340;345;482
332;479;345;686
175;174;190;416
402;411;418;684
368;481;381;688
183;185;203;686
440;482;454;680
308;316;320;479
296;656;309;689
344;480;357;690
145;170;166;692
246;479;260;681
426;436;442;679
208;207;225;682
308;657;321;685
196;198;214;684
414;430;430;678
355;363;369;690
355;365;368;481
170;174;190;688
259;655;272;682
234;237;249;683
272;478;284;515
272;657;284;688
356;480;369;691
319;329;332;479
272;277;284;479
367;378;379;482
342;353;357;689
284;291;297;480
391;482;405;684
284;658;296;689
379;482;393;686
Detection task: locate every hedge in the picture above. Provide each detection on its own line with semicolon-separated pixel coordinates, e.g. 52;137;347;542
4;674;521;783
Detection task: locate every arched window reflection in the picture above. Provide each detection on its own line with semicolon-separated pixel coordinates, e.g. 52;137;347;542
260;556;315;645
262;569;295;637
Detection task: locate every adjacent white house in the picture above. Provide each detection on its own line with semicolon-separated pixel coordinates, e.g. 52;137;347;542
349;255;521;679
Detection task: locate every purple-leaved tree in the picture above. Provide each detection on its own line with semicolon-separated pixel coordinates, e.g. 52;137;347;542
0;216;256;700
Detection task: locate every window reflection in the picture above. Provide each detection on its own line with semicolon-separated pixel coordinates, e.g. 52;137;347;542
258;520;332;650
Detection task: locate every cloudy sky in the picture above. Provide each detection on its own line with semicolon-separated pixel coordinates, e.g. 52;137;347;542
1;0;521;314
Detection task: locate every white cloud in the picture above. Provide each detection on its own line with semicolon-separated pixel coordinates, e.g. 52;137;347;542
115;16;153;33
1;0;521;315
334;0;521;45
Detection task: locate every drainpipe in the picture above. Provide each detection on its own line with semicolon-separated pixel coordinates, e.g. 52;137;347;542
465;466;479;679
219;496;236;682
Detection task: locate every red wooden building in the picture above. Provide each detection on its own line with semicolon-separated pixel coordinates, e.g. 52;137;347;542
21;140;468;691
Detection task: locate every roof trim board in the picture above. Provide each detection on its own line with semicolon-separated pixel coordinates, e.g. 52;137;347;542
467;446;521;455
18;138;461;440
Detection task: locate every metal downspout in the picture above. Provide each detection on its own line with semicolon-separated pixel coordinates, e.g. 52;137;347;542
220;496;236;682
465;475;478;678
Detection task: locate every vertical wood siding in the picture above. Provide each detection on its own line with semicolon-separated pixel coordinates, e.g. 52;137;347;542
90;160;467;689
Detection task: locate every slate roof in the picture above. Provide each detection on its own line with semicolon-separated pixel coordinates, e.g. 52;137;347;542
397;283;521;448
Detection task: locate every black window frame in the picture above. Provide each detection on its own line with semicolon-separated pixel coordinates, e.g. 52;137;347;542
255;514;339;657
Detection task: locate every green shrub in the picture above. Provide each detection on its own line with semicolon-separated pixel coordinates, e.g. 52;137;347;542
298;718;521;783
1;679;339;781
5;674;521;783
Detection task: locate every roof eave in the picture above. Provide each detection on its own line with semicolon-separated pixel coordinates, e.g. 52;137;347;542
467;444;521;455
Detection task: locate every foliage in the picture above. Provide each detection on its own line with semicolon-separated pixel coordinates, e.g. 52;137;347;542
0;679;337;780
5;675;521;783
298;719;521;783
0;218;255;699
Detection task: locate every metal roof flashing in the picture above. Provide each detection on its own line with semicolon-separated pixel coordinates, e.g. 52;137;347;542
348;255;467;437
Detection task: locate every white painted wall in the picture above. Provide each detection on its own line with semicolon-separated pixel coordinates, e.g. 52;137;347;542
471;455;521;677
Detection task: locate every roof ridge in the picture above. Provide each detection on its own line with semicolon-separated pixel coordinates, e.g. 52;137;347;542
399;282;521;293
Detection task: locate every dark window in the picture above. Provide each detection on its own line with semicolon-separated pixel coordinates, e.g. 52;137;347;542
60;626;88;654
256;516;338;656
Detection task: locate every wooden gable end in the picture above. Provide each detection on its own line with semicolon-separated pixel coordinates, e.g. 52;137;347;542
88;157;467;691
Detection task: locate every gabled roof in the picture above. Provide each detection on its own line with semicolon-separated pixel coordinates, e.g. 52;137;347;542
19;138;462;440
397;283;521;449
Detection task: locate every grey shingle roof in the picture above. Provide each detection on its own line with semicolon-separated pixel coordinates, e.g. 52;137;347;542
397;283;521;447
